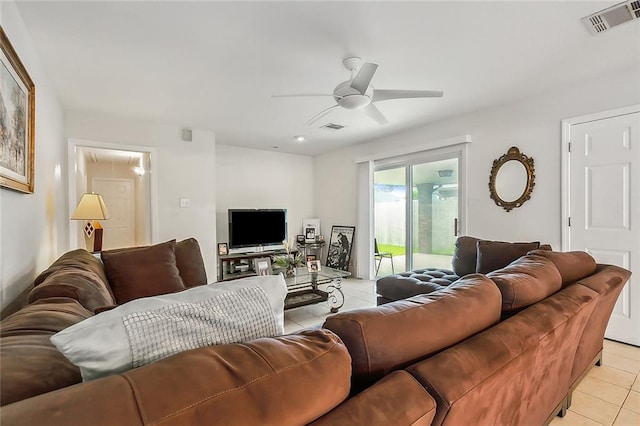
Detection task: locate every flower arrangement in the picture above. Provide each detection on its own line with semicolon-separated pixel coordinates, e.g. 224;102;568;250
273;240;304;276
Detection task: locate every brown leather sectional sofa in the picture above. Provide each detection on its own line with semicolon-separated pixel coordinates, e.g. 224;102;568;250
0;242;631;425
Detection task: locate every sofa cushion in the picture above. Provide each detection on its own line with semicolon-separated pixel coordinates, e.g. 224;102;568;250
487;254;562;312
451;236;479;277
476;239;540;274
28;268;116;312
51;275;287;381
324;274;501;393
528;250;597;287
175;238;208;287
310;370;436;426
33;249;114;299
0;334;82;406
2;330;352;426
101;240;185;304
1;298;93;338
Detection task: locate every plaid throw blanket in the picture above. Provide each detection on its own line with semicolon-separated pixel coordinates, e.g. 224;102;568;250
123;286;278;368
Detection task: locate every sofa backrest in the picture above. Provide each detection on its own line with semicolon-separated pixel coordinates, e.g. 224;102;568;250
0;298;93;406
28;267;116;312
0;330;351;426
406;282;600;426
487;254;562;314
324;274;501;393
527;249;597;287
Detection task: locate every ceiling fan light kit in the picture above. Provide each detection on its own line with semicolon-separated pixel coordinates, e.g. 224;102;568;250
273;56;444;126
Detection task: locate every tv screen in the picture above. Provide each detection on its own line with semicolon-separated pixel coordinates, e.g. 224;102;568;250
228;209;287;249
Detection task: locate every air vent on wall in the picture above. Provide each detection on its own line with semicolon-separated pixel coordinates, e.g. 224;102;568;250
582;0;640;34
321;123;345;130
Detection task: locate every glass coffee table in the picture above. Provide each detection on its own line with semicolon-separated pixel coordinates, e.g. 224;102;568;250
282;266;349;313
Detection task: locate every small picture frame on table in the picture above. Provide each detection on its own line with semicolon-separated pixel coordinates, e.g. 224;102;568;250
307;260;321;273
217;243;228;256
316;235;324;243
306;254;316;263
296;234;306;244
305;227;316;242
253;257;272;276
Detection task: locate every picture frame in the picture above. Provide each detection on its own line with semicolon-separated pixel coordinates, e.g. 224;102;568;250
306;254;316;263
217;242;228;256
316;235;324;243
302;218;320;243
296;234;306;244
0;27;35;194
253;257;272;276
326;226;355;271
304;226;317;243
307;259;321;273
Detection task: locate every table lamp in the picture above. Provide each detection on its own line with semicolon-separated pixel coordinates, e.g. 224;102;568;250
71;193;110;252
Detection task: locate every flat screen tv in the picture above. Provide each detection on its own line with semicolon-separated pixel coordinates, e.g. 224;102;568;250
228;209;287;249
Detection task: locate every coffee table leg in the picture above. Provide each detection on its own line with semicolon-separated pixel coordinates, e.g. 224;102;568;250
326;277;345;313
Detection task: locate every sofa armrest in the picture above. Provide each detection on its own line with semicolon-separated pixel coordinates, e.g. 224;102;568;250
309;370;436;426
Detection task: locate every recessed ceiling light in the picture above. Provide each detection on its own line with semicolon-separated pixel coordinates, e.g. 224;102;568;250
294;136;305;142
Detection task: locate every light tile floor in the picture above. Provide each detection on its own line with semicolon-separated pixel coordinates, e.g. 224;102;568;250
285;279;640;426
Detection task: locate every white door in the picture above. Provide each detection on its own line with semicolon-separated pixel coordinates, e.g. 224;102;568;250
569;110;640;345
92;178;135;250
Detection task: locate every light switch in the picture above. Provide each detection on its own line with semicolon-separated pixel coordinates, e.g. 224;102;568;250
180;198;190;208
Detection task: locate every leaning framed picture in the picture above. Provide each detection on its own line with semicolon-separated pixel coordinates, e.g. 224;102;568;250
307;260;321;273
217;243;228;256
0;27;35;194
326;226;355;271
253;257;272;276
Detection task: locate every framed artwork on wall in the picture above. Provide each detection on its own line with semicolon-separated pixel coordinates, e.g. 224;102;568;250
0;27;35;194
326;226;355;271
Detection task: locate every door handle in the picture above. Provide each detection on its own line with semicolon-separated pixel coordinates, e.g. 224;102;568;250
454;218;458;237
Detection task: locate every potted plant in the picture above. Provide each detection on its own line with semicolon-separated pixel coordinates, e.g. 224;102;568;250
273;240;304;277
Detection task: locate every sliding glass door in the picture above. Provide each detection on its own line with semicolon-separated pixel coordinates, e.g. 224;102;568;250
411;159;458;270
374;154;459;276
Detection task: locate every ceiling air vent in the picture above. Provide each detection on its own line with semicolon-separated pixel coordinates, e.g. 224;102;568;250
321;123;345;130
582;0;640;34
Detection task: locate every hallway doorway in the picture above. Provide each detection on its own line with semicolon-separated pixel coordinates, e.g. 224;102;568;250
68;139;158;251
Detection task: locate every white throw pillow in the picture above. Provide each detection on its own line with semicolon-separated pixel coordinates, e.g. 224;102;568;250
51;274;287;381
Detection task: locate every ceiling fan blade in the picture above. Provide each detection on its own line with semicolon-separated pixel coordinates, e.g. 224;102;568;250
372;89;444;102
350;62;378;95
364;103;389;125
306;104;339;126
272;94;336;98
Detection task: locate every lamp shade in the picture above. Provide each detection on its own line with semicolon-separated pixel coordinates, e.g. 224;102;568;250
71;193;110;220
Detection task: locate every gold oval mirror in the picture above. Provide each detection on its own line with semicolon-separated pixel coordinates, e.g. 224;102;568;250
489;146;535;212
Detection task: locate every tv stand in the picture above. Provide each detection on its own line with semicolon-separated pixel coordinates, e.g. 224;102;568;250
217;249;295;282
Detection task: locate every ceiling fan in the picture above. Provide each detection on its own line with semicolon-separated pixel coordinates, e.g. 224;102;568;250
273;57;443;126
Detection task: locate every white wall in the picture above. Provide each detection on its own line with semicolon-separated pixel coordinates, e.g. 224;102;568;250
315;66;640;277
65;111;218;280
0;2;66;312
215;145;315;250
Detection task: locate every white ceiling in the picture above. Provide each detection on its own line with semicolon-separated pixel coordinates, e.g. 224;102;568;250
16;1;640;156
